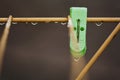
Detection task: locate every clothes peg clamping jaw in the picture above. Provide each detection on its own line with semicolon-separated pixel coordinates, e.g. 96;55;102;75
69;7;87;58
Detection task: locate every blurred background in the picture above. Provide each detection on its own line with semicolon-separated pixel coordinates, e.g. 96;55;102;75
0;0;120;80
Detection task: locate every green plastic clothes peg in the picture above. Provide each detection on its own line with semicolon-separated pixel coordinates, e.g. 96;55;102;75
69;7;87;58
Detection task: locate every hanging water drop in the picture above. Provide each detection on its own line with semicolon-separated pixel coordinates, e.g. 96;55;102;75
95;22;103;27
54;22;58;23
61;22;66;25
12;22;17;24
0;23;5;25
45;21;50;23
26;22;28;24
31;22;38;25
74;57;80;62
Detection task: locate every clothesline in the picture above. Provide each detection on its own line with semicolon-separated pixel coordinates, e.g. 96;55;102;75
0;17;120;22
0;15;120;80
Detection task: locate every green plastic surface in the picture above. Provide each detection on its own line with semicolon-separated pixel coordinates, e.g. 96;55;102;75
70;7;87;57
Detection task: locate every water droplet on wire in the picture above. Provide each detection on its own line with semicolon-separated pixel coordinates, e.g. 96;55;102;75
0;23;5;26
45;21;50;23
61;22;67;25
55;22;58;23
12;22;17;24
26;22;28;24
31;22;38;25
74;57;80;62
95;22;103;27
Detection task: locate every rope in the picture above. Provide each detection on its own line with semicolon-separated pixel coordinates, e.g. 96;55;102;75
0;15;12;77
76;22;120;80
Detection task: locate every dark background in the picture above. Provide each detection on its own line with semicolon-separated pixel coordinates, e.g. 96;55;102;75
0;0;120;80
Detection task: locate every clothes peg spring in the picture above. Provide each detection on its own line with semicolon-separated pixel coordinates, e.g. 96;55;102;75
69;7;87;58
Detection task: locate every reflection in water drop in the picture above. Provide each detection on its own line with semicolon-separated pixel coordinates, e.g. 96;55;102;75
61;22;66;25
95;22;103;27
12;22;17;24
70;56;88;80
31;22;38;25
0;23;5;26
74;57;80;62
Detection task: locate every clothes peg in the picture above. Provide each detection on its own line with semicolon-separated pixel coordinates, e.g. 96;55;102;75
69;7;87;58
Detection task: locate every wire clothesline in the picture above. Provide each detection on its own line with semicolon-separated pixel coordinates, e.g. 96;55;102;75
0;17;120;22
0;15;120;80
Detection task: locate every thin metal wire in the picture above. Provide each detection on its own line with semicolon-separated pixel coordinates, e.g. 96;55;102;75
0;15;12;77
0;17;120;22
76;23;120;80
0;16;120;80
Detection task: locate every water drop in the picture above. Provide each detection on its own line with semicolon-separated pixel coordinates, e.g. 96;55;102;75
95;22;103;27
61;22;66;25
45;21;50;23
31;22;38;25
0;23;5;25
12;22;17;24
26;22;28;24
55;22;58;23
74;57;80;62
